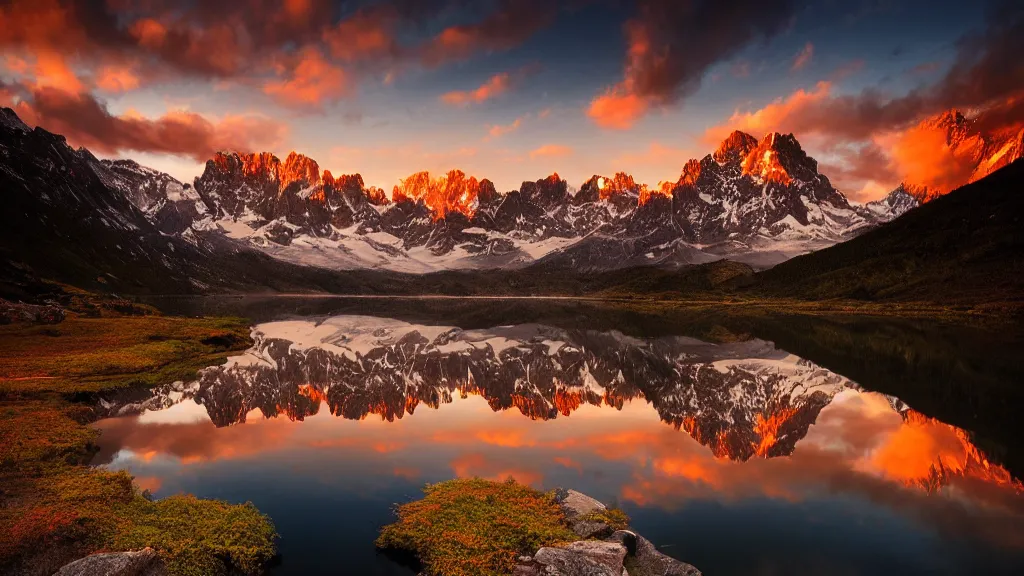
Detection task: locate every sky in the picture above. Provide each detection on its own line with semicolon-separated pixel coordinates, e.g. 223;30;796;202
1;0;1021;201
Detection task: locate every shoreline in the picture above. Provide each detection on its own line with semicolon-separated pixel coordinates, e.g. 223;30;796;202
0;311;276;575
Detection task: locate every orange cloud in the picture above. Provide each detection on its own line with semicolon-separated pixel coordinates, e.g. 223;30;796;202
704;81;834;144
4;51;83;93
529;144;573;159
132;475;163;493
441;73;511;106
95;64;141;93
792;42;814;71
264;48;349;107
420;0;554;66
886;120;978;196
475;430;535;448
13;86;287;161
323;9;396;62
588;0;797;128
487;117;522;138
130;18;168;49
587;90;650;130
450;452;543;487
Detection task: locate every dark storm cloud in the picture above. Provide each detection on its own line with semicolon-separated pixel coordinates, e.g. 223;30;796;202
589;0;799;128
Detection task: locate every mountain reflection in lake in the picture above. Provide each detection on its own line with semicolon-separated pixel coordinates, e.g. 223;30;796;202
91;313;1024;576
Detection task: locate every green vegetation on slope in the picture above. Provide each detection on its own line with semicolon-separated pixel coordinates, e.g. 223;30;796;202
0;310;276;576
376;478;578;576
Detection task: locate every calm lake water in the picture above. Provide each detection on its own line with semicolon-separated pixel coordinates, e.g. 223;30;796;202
91;298;1024;575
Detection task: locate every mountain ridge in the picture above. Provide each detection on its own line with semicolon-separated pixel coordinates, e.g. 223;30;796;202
750;157;1024;306
154;117;916;272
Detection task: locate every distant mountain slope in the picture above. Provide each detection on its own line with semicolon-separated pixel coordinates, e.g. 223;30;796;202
0;108;399;297
904;110;1024;202
751;159;1024;305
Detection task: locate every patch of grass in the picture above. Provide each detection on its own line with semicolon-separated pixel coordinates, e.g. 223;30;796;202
376;478;576;576
0;466;276;576
112;495;277;576
0;398;96;467
0;316;251;394
0;308;273;575
580;508;631;531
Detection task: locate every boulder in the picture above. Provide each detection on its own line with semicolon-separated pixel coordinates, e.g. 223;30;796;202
607;531;701;576
573;519;613;539
530;541;628;576
54;548;166;576
555;489;607;520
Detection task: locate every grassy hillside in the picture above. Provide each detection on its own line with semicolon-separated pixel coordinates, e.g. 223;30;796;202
748;159;1024;308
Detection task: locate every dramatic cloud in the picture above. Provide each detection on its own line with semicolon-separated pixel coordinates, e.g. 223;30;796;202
588;92;650;130
264;48;350;108
704;80;929;144
94;64;141;93
10;86;287;161
322;9;399;62
1;0;552;113
792;42;814;71
817;143;901;200
703;2;1024;199
589;0;797;129
886;121;979;195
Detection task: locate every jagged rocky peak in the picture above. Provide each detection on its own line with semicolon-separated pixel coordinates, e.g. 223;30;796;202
520;172;569;208
575;172;638;204
678;158;703;186
927;108;971;145
392;169;496;219
741;132;821;186
869;184;920;218
209;150;320;191
282;151;321;187
0;106;31;133
713;130;759;164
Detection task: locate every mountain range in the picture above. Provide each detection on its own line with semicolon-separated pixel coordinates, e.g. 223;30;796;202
132;128;919;272
2;104;1021;299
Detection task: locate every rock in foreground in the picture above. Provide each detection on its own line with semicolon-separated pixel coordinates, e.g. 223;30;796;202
54;548;166;576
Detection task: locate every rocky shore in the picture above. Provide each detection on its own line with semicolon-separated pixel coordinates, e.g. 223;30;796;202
513;489;701;576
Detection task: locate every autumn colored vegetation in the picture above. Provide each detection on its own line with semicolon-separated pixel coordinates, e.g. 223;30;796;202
0;308;276;575
377;478;634;576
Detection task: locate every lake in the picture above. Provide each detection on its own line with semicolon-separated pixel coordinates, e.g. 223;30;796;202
90;298;1024;575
